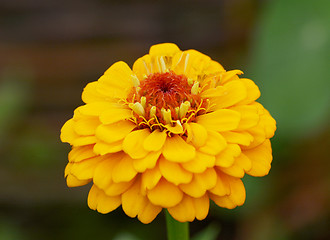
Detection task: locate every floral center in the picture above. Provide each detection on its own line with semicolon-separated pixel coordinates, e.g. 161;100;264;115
127;71;208;133
139;71;192;110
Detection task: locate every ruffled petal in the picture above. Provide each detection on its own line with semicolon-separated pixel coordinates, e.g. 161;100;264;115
93;153;123;189
244;139;272;177
60;119;79;144
221;131;254;146
137;202;162;224
66;174;91;187
237;78;260;105
199;131;227;156
210;174;246;209
149;43;180;58
81;81;108;104
197;109;241;132
168;195;195;222
179;168;217;198
123;129;150;159
215;144;241;168
193;194;210;220
87;185;121;214
72;136;97;147
141;165;162;191
73;117;100;136
230;105;259;130
143;129;167;151
96;61;134;99
181;151;215;173
70;155;105;180
147;178;183;208
95;121;136;144
68;145;96;163
159;157;193;185
133;151;162;172
187;123;208;148
100;108;132;124
93;140;122;155
162;135;196;163
122;179;148;218
112;155;138;183
212;80;247;109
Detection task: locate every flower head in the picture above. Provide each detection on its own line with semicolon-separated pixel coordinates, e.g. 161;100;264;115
61;43;276;223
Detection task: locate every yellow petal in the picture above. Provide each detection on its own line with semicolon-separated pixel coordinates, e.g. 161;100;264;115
70;155;105;180
73;117;100;136
197;109;241;132
215;144;241;168
210;175;246;209
123;129;150;159
104;180;133;196
230;105;259;130
179;168;217;198
87;185;121;214
212;80;247;109
199;131;227;155
100;108;132;124
237;78;260;105
244;139;272;177
112;155;138;183
188;123;208;148
72;136;97;147
159;157;193;185
218;163;245;178
93;140;122;155
97;192;121;214
143;129;167;151
137;202;162;224
122;180;148;218
81;81;108;104
141;165;162;191
68;145;96;163
132;54;152;80
60;119;79;144
76;102;117;117
66;174;91;187
181;151;215;173
168;195;195;222
133;151;162;172
64;163;72;177
193;194;210;220
95;121;136;144
93;153;123;189
172;50;211;78
97;61;134;99
149;43;180;58
220;70;243;84
221;131;254;146
147;179;183;208
219;147;253;177
162;135;196;162
209;171;231;196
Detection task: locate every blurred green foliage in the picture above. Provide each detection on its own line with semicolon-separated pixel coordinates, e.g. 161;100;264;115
249;0;330;140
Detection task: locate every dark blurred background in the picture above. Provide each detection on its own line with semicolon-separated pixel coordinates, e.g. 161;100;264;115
0;0;329;239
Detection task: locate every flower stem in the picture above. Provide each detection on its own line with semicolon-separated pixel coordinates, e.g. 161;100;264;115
165;210;189;240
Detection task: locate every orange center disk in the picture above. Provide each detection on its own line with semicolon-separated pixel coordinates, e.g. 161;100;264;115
139;71;192;110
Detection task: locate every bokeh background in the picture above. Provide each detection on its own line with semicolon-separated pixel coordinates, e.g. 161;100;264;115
0;0;329;239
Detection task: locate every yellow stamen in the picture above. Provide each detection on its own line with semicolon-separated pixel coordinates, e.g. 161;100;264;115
191;81;199;95
179;101;191;119
129;102;145;116
161;108;172;124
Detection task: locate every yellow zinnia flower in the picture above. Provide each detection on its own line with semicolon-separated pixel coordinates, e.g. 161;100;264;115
60;43;276;224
